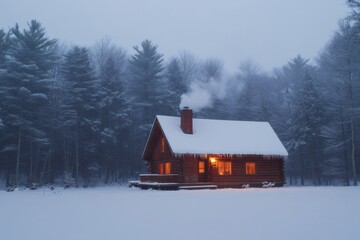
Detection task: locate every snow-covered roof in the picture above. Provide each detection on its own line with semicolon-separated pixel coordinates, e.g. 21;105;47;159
156;115;288;156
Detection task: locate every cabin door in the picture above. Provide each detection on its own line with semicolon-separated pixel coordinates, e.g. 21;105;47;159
198;160;207;182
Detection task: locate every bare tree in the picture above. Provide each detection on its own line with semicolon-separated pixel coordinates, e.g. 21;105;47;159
199;58;224;83
92;37;128;81
318;21;360;185
178;51;200;85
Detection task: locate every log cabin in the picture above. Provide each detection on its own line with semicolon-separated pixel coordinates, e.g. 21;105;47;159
134;107;288;190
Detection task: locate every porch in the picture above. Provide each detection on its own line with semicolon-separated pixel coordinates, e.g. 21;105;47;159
139;174;181;183
129;174;217;190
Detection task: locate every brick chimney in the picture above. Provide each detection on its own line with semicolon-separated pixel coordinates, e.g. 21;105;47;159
180;107;193;134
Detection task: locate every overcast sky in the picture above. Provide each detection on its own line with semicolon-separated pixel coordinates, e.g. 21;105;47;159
0;0;349;73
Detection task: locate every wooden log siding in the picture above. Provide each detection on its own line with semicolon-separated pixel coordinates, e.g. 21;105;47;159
210;156;285;186
140;174;181;183
150;158;181;175
181;155;199;183
148;129;181;175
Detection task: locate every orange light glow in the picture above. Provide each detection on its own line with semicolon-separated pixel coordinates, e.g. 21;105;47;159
209;157;217;167
159;162;171;174
246;162;256;175
199;161;205;174
218;161;232;175
161;138;165;153
165;162;171;174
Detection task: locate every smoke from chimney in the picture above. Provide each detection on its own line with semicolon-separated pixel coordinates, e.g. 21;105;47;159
179;75;241;112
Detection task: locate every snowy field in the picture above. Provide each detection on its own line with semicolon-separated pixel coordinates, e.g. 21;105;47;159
1;186;359;240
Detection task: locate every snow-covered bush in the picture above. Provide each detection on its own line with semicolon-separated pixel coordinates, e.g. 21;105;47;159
262;181;275;188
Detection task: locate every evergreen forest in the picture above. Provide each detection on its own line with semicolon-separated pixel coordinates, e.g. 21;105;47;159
1;1;360;188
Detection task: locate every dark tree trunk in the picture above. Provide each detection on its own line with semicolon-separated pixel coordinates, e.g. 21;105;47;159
15;127;22;186
340;108;350;186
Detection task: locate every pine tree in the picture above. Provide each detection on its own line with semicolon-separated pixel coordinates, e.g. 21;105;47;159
0;29;7;65
128;39;164;127
275;56;307;184
164;57;187;115
96;54;131;183
0;20;56;186
0;29;8;126
61;46;98;186
347;0;360;28
233;61;262;121
0;29;9;185
127;39;164;171
288;72;325;185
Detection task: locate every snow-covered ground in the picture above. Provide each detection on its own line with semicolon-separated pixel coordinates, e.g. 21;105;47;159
1;186;359;240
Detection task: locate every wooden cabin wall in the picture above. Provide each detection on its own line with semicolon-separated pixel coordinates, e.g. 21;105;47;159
181;156;199;183
210;156;285;186
147;132;181;175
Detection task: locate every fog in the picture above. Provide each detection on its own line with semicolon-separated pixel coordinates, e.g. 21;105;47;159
0;0;348;72
1;0;359;187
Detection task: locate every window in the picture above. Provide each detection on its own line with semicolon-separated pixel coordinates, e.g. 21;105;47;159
165;162;171;174
161;138;165;153
246;162;256;175
218;161;232;175
159;162;171;174
199;161;205;174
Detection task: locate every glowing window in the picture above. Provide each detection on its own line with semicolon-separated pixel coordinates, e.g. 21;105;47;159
246;162;256;175
159;162;171;174
161;138;165;153
165;162;171;174
218;161;232;175
199;161;205;174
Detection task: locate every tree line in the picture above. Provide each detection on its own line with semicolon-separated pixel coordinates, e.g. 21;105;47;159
0;1;359;188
